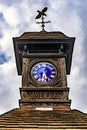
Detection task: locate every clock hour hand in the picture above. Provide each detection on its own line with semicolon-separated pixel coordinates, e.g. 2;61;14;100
42;71;47;82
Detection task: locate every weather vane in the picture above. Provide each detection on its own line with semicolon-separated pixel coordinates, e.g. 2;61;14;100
35;7;51;31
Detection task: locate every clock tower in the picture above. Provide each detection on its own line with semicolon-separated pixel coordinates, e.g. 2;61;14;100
0;7;87;130
13;31;75;110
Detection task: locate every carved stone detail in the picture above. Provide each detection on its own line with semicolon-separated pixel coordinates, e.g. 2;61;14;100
22;58;29;88
58;58;67;87
21;91;27;99
22;57;67;88
21;90;68;100
27;58;62;87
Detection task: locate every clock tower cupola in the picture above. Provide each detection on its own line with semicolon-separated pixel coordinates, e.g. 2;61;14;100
13;7;75;110
13;31;75;110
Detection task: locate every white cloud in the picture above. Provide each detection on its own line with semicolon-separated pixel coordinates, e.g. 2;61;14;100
0;58;21;114
48;0;68;10
4;7;21;26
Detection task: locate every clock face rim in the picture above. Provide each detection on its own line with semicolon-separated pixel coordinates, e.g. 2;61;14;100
30;61;57;85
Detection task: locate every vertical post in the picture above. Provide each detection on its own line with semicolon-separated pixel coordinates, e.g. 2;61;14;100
41;16;45;31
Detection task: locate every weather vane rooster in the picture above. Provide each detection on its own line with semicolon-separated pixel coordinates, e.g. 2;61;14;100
35;7;50;31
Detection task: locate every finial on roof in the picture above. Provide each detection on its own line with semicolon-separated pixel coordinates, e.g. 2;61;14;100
35;7;51;31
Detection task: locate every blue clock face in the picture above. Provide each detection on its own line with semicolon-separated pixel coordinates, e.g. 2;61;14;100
31;62;57;85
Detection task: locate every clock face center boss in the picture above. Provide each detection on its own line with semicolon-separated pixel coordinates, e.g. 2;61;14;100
31;62;57;85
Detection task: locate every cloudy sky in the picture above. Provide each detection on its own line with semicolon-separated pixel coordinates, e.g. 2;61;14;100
0;0;87;114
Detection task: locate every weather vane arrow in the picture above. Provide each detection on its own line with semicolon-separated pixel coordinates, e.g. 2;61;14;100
35;7;51;31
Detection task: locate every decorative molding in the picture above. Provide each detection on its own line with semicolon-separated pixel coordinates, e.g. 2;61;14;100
21;90;69;100
27;58;63;87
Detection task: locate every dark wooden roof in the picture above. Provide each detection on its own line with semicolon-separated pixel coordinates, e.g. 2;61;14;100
15;31;74;40
0;108;87;129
